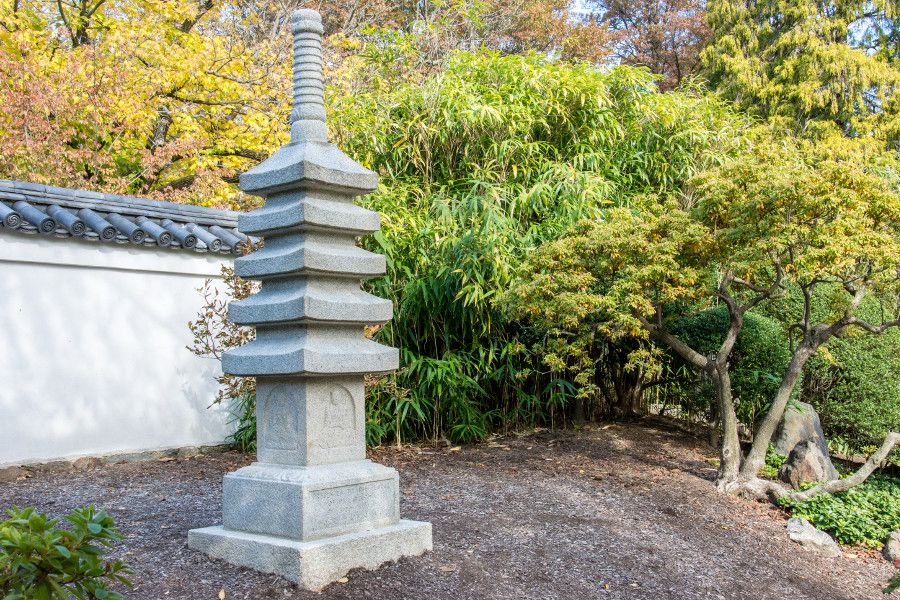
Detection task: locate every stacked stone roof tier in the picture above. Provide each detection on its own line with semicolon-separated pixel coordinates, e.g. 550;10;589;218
222;9;398;379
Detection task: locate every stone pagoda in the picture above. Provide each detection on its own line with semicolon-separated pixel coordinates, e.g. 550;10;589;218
188;9;432;590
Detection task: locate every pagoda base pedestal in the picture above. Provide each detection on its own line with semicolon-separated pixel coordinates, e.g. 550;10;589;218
188;520;431;591
188;460;432;590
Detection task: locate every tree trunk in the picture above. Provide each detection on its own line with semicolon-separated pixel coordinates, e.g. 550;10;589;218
573;396;587;424
610;363;644;418
729;431;900;502
741;345;814;478
711;363;741;488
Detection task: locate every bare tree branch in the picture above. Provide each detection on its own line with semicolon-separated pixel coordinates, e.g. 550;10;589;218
205;148;268;162
638;316;708;370
845;316;900;334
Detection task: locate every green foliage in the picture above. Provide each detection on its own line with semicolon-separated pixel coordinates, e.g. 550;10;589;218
762;286;900;462
779;474;900;547
230;393;257;453
666;307;794;427
701;0;900;139
886;572;900;594
181;40;899;457
760;445;788;478
811;329;900;461
511;121;899;483
0;506;132;599
327;49;743;442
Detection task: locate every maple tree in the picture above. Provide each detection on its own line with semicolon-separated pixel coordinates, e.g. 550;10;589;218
0;0;612;207
511;126;900;498
0;1;289;206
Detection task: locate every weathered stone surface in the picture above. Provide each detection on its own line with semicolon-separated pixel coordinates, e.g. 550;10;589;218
773;401;830;458
189;8;430;589
252;378;366;466
188;520;432;591
72;456;101;471
778;439;839;489
786;517;841;558
237;192;381;236
233;233;388;280
239;139;378;196
884;530;900;566
0;466;29;483
176;447;202;460
222;461;399;540
229;279;392;326
222;328;398;377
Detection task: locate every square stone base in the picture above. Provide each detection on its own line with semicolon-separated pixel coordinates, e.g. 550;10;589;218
222;460;400;540
188;520;432;590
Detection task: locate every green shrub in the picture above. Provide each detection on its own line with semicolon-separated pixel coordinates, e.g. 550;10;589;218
806;329;900;461
762;286;900;462
663;307;794;428
0;506;132;599
778;473;900;547
230;392;257;452
759;445;788;479
886;572;900;594
192;48;744;445
337;51;742;442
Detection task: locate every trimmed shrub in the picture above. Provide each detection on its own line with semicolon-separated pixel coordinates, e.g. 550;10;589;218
762;287;900;460
804;330;900;459
664;307;794;428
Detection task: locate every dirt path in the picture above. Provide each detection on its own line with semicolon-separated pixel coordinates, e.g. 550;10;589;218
0;422;893;599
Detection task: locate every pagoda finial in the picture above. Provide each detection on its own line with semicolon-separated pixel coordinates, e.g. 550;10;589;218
289;9;328;143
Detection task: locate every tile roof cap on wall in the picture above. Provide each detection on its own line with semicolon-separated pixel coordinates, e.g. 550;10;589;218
0;180;253;255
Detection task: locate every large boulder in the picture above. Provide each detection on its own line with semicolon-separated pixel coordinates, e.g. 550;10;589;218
773;401;830;458
786;517;842;558
778;439;839;489
885;530;900;567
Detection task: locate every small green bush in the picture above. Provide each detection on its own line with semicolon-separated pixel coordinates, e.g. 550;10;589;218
759;445;788;479
230;392;257;452
0;506;132;599
778;473;900;547
886;572;900;594
806;329;900;463
665;307;794;428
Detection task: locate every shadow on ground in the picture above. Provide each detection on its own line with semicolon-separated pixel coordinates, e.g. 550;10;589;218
0;422;893;599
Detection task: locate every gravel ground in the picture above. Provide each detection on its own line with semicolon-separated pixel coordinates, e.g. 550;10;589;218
1;421;894;599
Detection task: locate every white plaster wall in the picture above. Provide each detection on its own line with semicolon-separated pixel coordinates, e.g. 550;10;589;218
0;234;234;466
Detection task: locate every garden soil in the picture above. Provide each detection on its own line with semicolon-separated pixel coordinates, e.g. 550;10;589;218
1;422;893;599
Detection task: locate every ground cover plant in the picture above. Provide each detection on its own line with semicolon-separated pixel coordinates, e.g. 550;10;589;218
779;472;900;547
0;506;131;599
